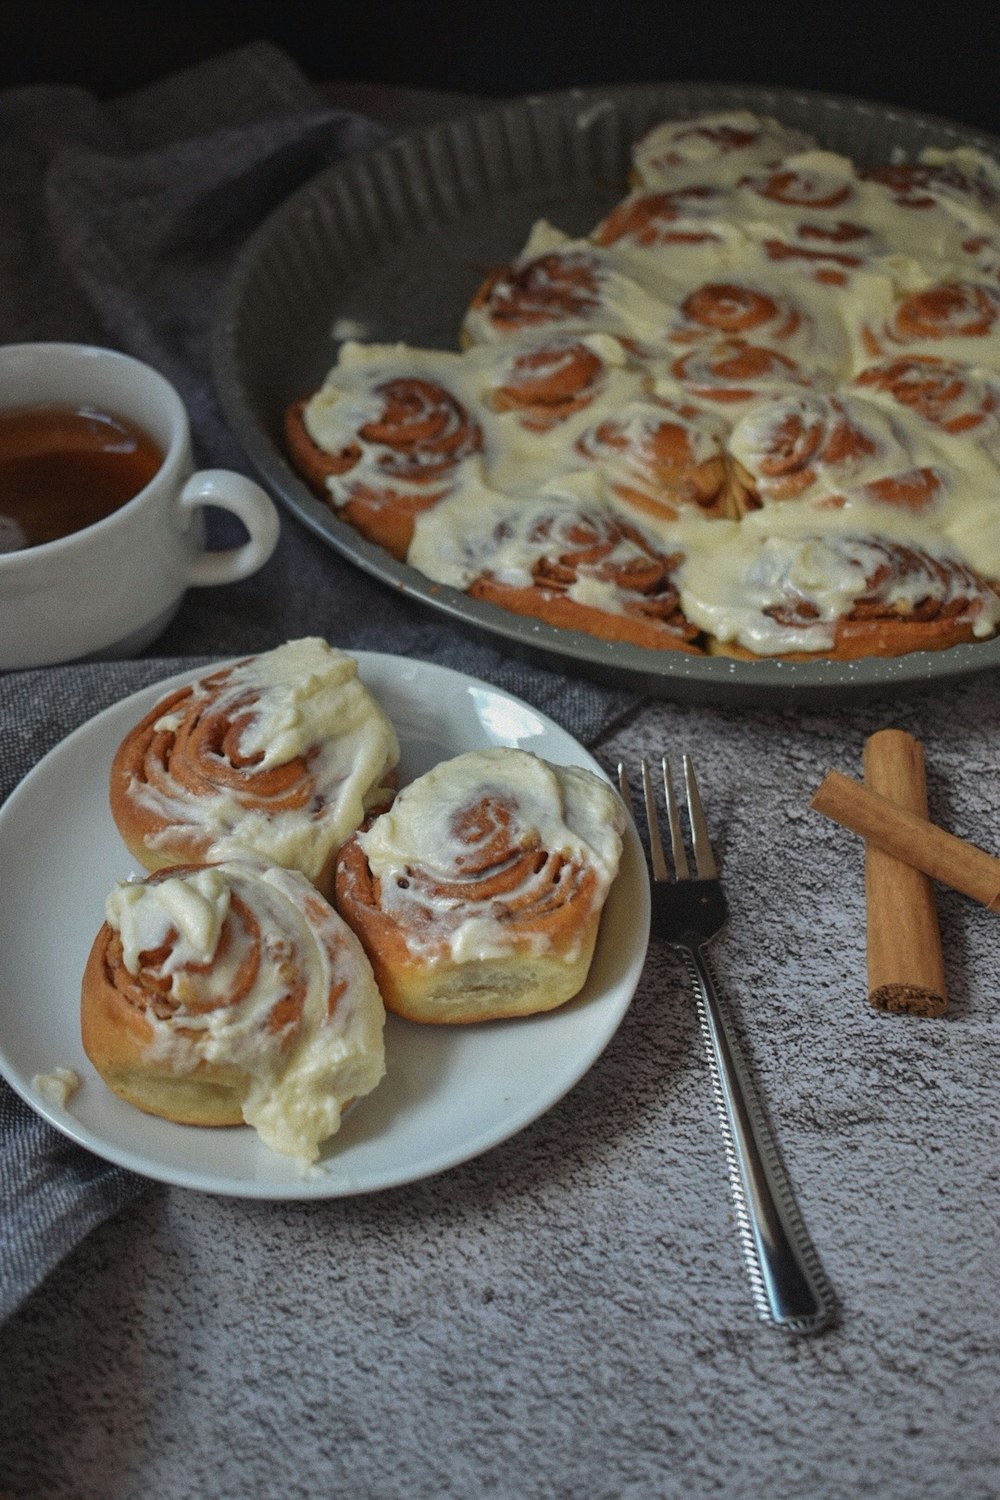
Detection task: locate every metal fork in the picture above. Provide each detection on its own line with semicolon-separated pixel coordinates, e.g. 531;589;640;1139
619;753;835;1335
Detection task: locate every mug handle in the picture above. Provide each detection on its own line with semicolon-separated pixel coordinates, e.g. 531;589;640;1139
179;469;281;587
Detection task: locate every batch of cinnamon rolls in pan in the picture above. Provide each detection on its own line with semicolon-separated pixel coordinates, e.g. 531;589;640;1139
285;110;1000;660
81;640;625;1164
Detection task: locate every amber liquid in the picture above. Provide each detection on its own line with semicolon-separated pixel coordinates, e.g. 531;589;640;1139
0;403;164;553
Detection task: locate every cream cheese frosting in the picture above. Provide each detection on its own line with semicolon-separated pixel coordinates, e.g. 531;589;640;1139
104;860;386;1163
31;1067;80;1109
127;638;400;884
676;510;1000;654
357;747;624;963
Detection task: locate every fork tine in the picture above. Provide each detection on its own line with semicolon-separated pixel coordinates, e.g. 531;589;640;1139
640;758;670;882
661;756;691;880
683;753;718;878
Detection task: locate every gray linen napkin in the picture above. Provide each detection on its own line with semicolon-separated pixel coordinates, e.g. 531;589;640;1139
0;43;638;1321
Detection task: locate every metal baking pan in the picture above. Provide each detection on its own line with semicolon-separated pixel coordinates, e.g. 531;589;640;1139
213;81;1000;704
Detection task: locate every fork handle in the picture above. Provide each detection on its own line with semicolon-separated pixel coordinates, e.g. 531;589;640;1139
687;944;835;1333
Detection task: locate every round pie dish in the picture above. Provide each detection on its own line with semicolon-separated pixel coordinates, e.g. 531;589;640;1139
213;81;1000;703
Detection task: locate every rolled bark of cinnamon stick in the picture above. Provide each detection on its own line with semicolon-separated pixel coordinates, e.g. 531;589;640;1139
810;772;1000;909
862;730;947;1016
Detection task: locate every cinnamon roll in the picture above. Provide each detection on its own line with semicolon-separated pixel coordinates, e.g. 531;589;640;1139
740;161;855;213
461;222;673;348
334;747;625;1023
285;344;483;559
665;276;853;383
483;333;611;431
679;525;1000;659
669;338;811;405
669;280;807;344
854;356;1000;438
726;390;948;515
408;483;704;652
860;158;1000;217
109;639;400;898
573;396;733;521
81;859;386;1161
862;280;1000;367
593;186;730;251
630;111;816;192
756;229;870;287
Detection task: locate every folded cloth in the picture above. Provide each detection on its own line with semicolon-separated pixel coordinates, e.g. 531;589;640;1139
0;43;640;1322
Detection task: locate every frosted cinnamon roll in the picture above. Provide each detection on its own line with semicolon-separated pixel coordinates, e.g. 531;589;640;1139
853;356;1000;438
860;157;1000;218
726;391;947;514
81;859;385;1161
668;338;812;405
109;639;400;899
573;395;734;521
334;747;625;1023
756;226;871;286
861;280;1000;367
408;482;704;652
678;525;1000;658
665;275;853;381
668;280;807;345
739;158;856;213
593;185;731;250
630;111;816;192
482;333;612;431
461;222;673;347
285;344;483;559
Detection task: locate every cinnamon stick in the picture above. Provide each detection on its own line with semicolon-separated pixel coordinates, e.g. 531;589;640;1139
810;770;1000;911
862;730;947;1016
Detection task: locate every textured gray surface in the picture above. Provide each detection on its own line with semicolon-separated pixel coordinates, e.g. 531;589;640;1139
1;44;999;1500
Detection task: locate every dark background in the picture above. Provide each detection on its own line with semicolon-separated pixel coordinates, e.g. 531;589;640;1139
0;1;994;137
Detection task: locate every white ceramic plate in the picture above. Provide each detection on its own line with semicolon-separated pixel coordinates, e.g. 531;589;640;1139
0;653;649;1199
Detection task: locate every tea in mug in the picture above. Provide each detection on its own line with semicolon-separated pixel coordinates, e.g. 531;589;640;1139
0;403;164;552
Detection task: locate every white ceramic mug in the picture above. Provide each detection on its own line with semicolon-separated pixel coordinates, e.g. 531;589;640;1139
0;342;281;670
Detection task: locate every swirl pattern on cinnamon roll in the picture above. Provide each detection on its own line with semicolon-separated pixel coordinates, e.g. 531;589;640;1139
854;356;1000;436
740;163;854;211
667;274;853;381
726;390;954;516
670;339;811;404
669;280;806;343
592;186;731;250
574;396;733;520
110;640;400;898
461;224;674;347
286;345;483;558
408;483;704;652
468;249;602;334
863;281;1000;366
483;334;611;430
679;525;1000;658
334;747;625;1023
81;859;386;1159
860;160;1000;216
758;230;869;287
630;111;817;191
